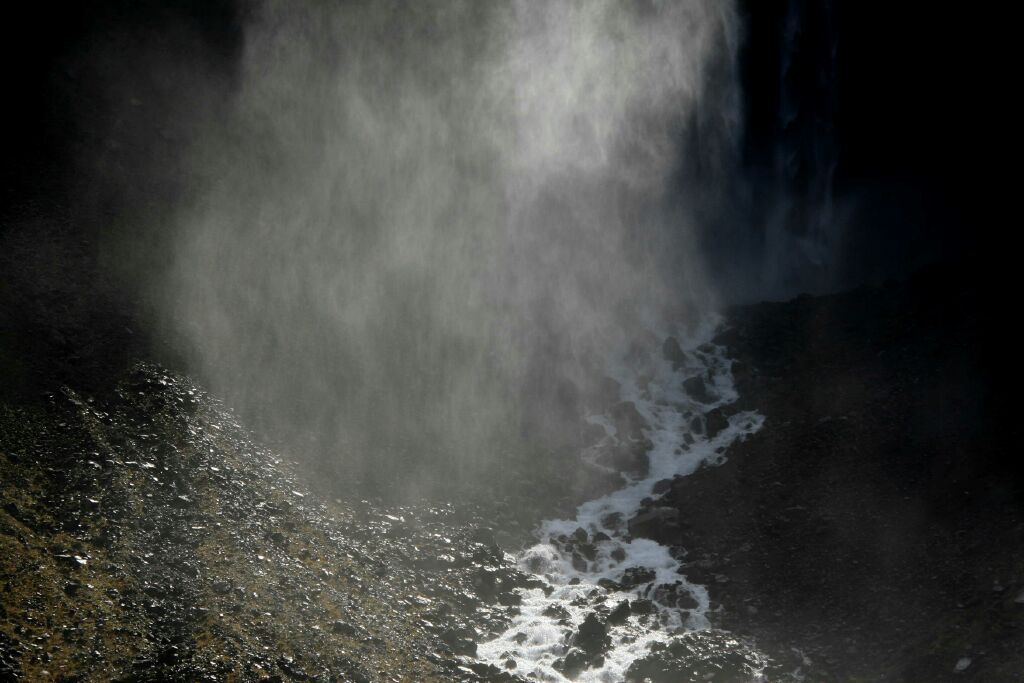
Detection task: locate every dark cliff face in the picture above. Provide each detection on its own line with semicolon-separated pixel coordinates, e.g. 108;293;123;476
700;0;1012;299
629;260;1021;681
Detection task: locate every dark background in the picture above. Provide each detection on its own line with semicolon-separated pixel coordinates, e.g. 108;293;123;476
2;0;1010;281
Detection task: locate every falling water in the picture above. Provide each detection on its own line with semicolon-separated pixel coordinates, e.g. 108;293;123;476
155;0;744;494
478;317;765;679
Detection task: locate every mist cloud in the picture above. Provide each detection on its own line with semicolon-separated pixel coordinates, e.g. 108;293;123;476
160;0;741;494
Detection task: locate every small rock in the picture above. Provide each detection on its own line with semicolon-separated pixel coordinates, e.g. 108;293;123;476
607;600;631;625
682;375;713;403
620;567;657;588
331;620;357;636
554;648;590;678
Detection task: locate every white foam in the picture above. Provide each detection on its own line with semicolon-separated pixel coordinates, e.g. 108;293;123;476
478;317;765;680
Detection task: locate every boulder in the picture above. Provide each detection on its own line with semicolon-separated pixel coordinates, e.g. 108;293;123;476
627;506;681;543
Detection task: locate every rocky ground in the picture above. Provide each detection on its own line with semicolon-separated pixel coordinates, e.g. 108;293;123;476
0;361;569;681
628;262;1022;681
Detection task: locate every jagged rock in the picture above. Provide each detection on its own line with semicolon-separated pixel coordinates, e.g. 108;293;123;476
440;627;477;656
627;506;681;543
662;337;687;370
572;613;610;658
652;479;672;495
620;566;657;588
625;630;767;682
652;582;699;610
631;599;656;615
607;600;631;625
705;406;731;438
554;647;590;678
331;620;357;636
543;604;569;620
571;552;588;572
575;542;597;561
682;375;714;403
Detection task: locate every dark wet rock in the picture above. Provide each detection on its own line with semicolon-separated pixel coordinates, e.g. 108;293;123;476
661;337;686;371
542;604;569;620
607;600;631;625
627;506;680;542
440;627;477;656
2;501;21;520
704;406;731;439
625;630;766;683
609;547;627;563
553;647;590;679
651;582;699;610
600;512;623;529
689;415;704;434
682;374;713;403
570;552;587;572
630;599;656;615
331;620;357;636
571;613;610;658
620;566;656;588
464;660;519;682
596;578;622;592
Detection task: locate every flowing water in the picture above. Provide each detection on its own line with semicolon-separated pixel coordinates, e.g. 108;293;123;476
478;317;765;680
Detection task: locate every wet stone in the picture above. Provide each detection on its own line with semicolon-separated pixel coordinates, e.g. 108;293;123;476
571;553;588;572
331;620;357;636
682;375;714;403
620;566;657;588
652;582;699;610
631;598;656;615
608;600;631;625
661;337;686;371
542;604;569;620
625;630;767;683
554;647;590;679
627;506;681;543
440;627;477;656
572;613;610;658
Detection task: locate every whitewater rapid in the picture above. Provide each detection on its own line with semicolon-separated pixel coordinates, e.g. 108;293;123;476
478;316;765;680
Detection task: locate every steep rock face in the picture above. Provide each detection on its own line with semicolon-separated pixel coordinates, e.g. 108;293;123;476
629;262;1021;681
